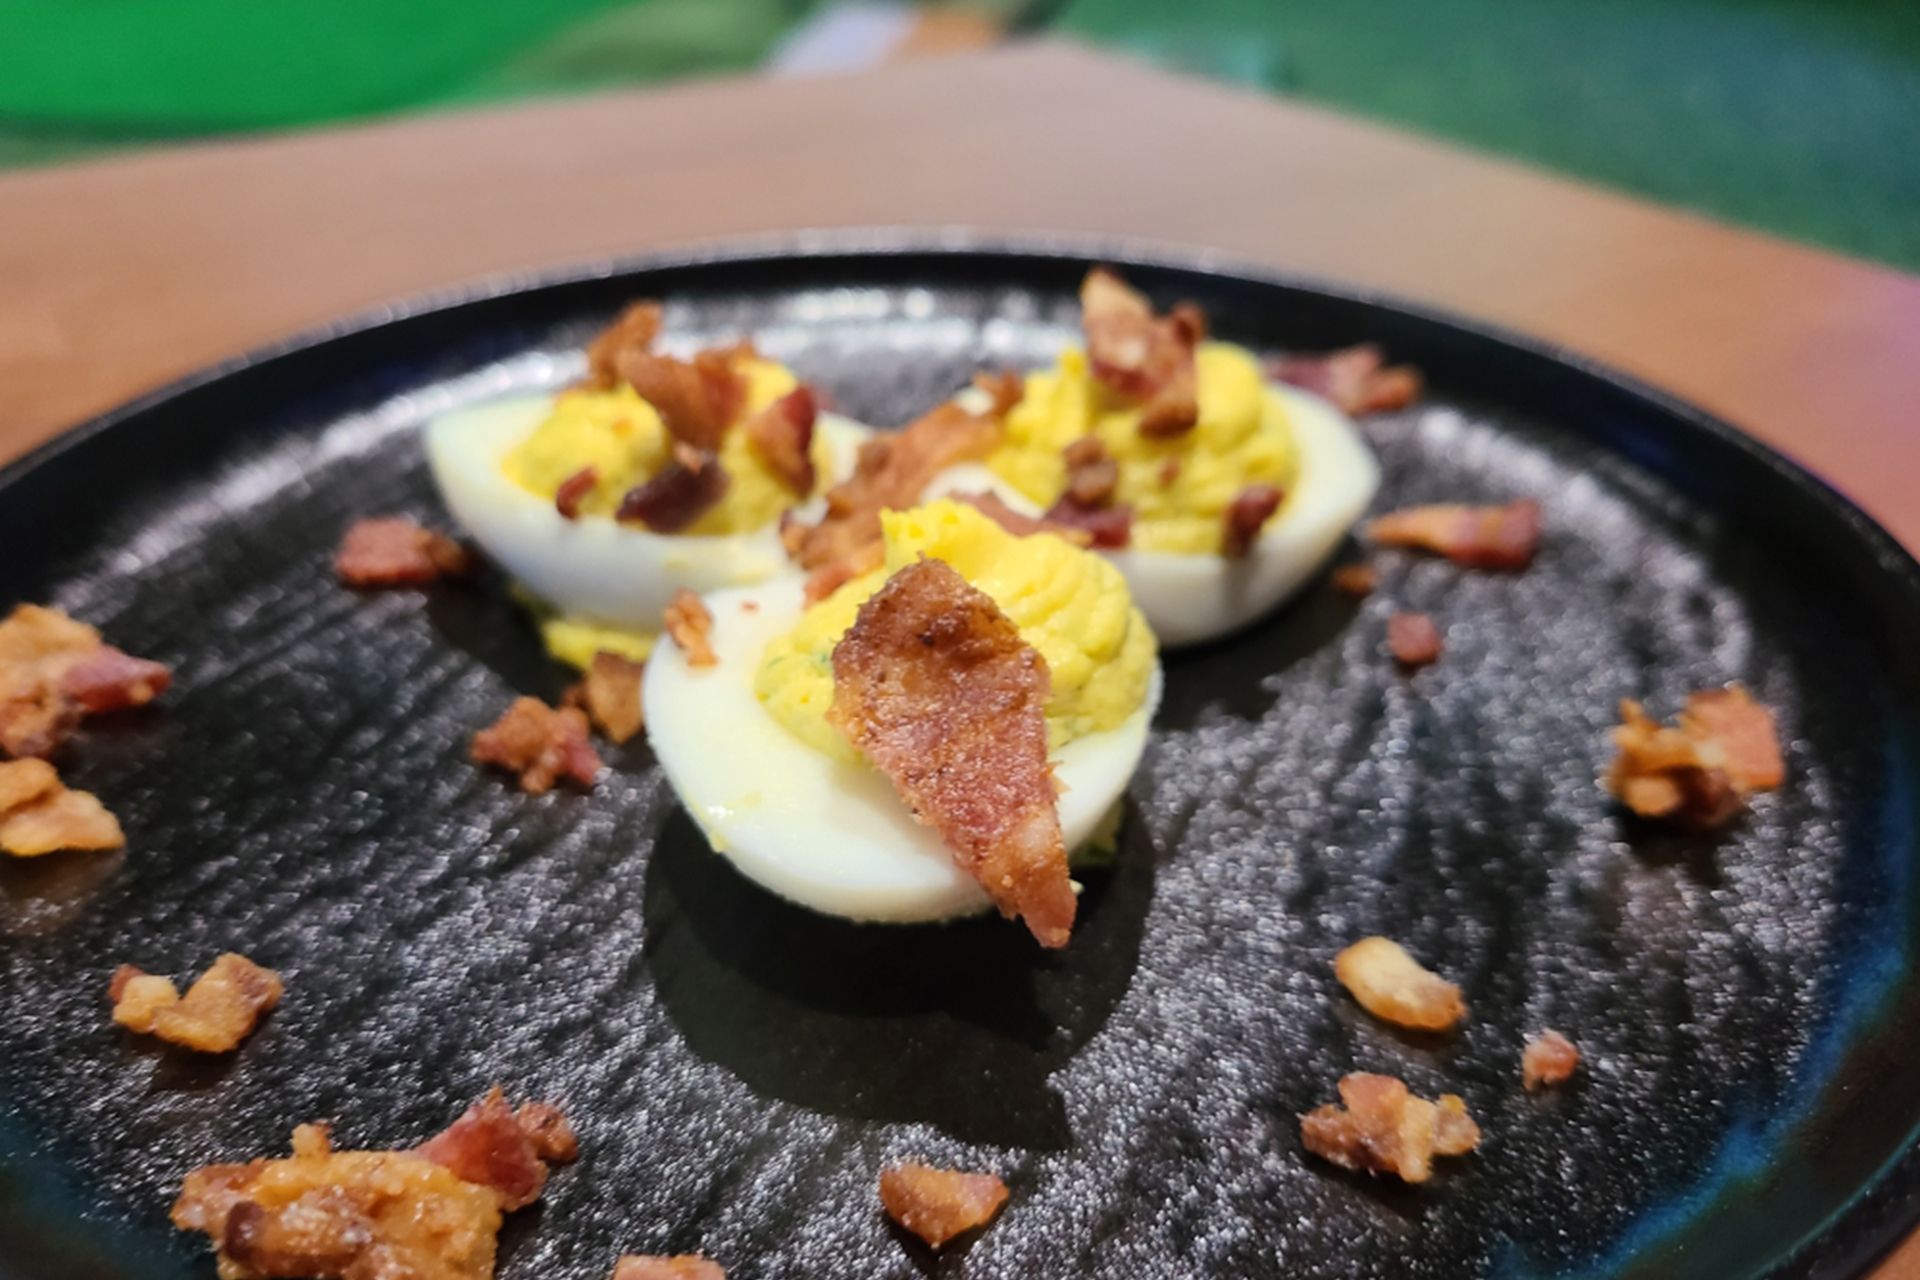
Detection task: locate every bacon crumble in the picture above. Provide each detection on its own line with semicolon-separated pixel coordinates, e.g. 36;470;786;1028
0;758;124;856
109;953;282;1052
414;1087;577;1212
1040;498;1134;549
1522;1030;1581;1090
1269;344;1423;415
616;444;730;533
1222;484;1284;558
585;301;664;388
949;492;1092;545
336;517;473;588
1062;436;1119;508
879;1163;1010;1249
744;385;819;495
1368;500;1542;570
1387;612;1444;668
1301;1073;1481;1183
971;369;1026;418
1334;936;1467;1031
565;650;646;744
471;697;602;794
0;604;171;759
1081;268;1201;439
555;466;599;520
828;558;1075;947
1330;564;1376;597
614;1256;727;1280
664;589;717;668
1606;685;1782;829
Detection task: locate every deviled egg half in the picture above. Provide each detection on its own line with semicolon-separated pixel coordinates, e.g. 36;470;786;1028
426;304;870;666
932;269;1380;647
645;498;1162;946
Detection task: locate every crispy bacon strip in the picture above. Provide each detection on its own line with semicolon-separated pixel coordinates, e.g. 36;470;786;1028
109;953;282;1052
471;697;601;794
0;604;171;759
555;466;599;520
786;403;1001;590
616;444;730;533
1081;268;1201;438
584;300;749;449
664;589;717;668
1330;564;1376;597
336;517;473;588
1040;498;1133;549
879;1163;1010;1249
565;651;646;744
971;369;1026;418
829;558;1074;947
1301;1073;1481;1183
1062;436;1119;508
1387;612;1444;668
1368;500;1541;570
415;1087;576;1212
1606;685;1782;829
1269;344;1423;415
1334;937;1467;1031
1223;484;1284;558
1522;1030;1581;1090
949;492;1093;546
0;759;124;856
744;385;819;495
614;1256;727;1280
586;301;665;389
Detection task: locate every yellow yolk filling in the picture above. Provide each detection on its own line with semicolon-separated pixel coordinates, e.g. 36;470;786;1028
986;341;1301;554
755;499;1157;762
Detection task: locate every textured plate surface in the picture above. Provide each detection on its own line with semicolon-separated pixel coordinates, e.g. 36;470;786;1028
3;239;1920;1280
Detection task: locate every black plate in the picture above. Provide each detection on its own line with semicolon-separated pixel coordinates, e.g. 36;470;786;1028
4;236;1920;1280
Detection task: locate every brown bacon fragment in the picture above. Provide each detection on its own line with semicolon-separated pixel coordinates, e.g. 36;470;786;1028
879;1163;1010;1249
972;369;1026;417
1387;612;1444;668
829;558;1074;947
0;758;59;812
555;466;599;520
565;651;646;744
1334;936;1467;1031
1223;484;1284;558
1605;685;1782;829
1269;344;1423;415
336;517;474;588
109;953;282;1052
1368;500;1542;571
1301;1073;1481;1183
950;492;1092;546
0;604;170;759
744;385;819;495
415;1087;564;1211
1062;436;1119;508
585;301;665;389
1522;1030;1581;1090
1040;498;1133;549
514;1102;580;1165
615;444;730;533
610;349;742;453
664;589;717;668
58;647;171;715
1330;564;1376;597
0;759;123;856
471;697;601;794
1081;268;1202;438
614;1256;727;1280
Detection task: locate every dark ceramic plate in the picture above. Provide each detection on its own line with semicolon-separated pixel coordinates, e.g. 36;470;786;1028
3;236;1919;1280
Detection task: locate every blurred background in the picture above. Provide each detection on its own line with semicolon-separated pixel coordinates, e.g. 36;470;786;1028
5;0;1917;270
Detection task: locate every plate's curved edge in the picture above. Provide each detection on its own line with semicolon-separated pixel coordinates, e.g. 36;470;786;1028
6;227;1919;1279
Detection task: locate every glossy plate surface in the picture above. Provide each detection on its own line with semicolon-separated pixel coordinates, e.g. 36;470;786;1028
3;238;1919;1279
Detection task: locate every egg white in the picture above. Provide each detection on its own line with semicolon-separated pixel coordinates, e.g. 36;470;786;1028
424;395;871;630
937;383;1380;647
643;577;1162;924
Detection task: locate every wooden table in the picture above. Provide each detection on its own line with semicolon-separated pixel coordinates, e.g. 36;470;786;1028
2;39;1918;1275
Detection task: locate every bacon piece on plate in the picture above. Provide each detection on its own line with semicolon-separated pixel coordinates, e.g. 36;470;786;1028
1606;685;1782;829
1269;344;1423;415
0;759;124;856
565;651;646;744
555;466;599;520
1522;1030;1581;1090
1301;1073;1481;1183
471;697;602;794
109;952;282;1052
614;1256;727;1280
1080;268;1202;438
972;369;1026;418
616;444;730;533
1679;685;1785;792
1387;612;1444;668
415;1087;574;1211
0;604;171;759
1040;498;1133;549
745;386;819;495
336;517;473;588
58;647;171;714
829;558;1074;947
1368;500;1541;570
1330;564;1376;597
1222;484;1284;558
1334;936;1467;1031
664;589;718;668
879;1163;1010;1249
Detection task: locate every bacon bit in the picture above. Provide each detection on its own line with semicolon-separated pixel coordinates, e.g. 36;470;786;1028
1158;457;1181;487
555;466;599;520
950;492;1092;546
829;558;1074;947
1368;500;1542;570
471;697;601;794
879;1163;1010;1249
1269;344;1423;415
786;403;1001;589
565;650;646;744
1062;436;1119;507
1301;1073;1480;1183
0;759;123;856
336;517;473;588
514;1102;580;1165
1081;268;1201;438
109;953;282;1052
1387;612;1444;668
415;1087;573;1211
744;385;819;495
1606;685;1782;829
1223;484;1284;558
1522;1030;1581;1090
1330;564;1376;597
612;349;741;453
616;444;730;533
585;301;665;388
0;604;170;759
972;369;1026;418
614;1256;727;1280
1040;498;1133;549
664;589;717;668
59;647;171;715
1334;936;1467;1031
804;541;884;606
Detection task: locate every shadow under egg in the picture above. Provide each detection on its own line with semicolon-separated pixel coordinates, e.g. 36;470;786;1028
640;800;1159;1151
